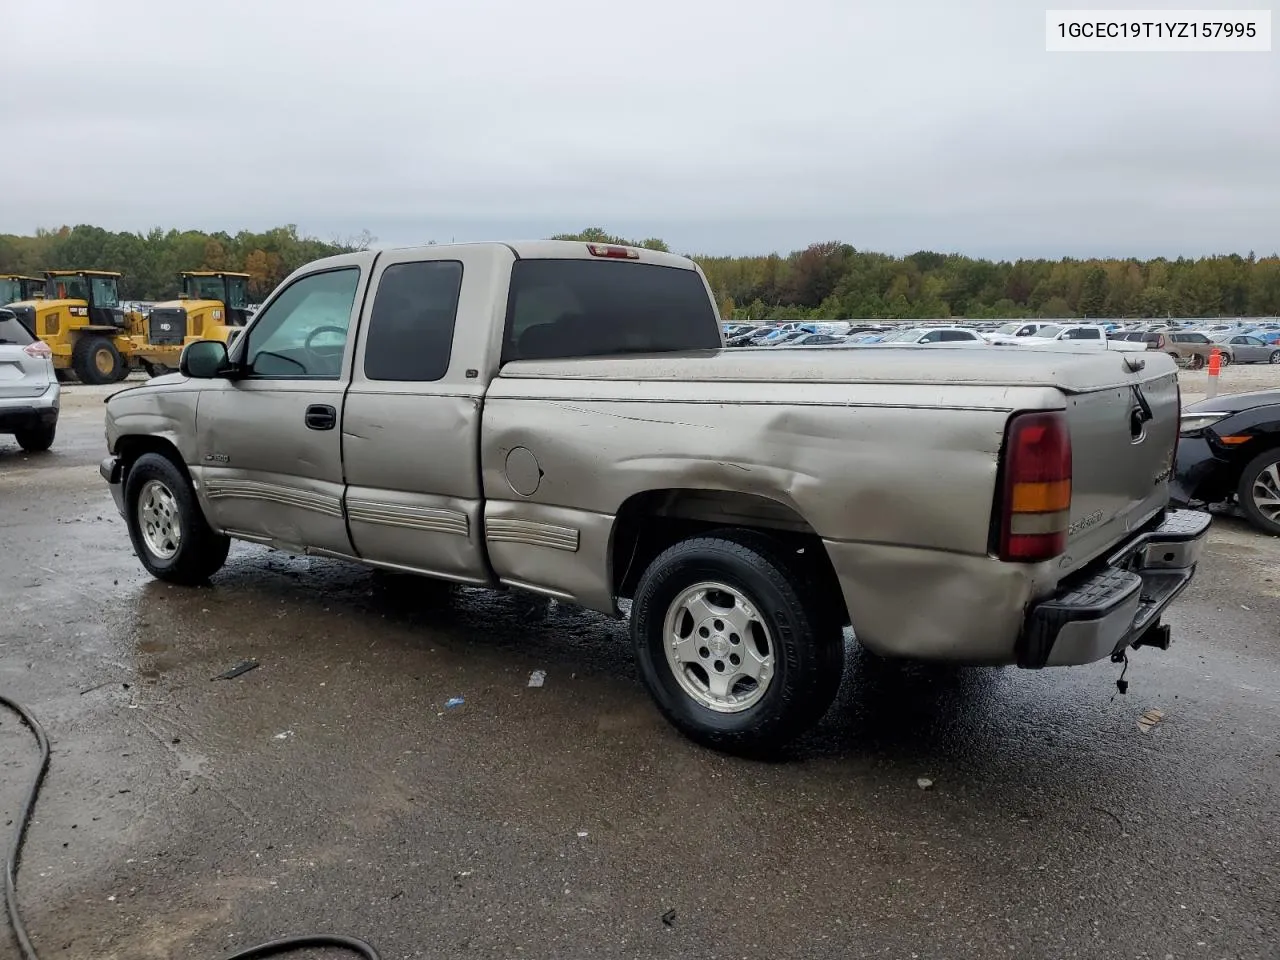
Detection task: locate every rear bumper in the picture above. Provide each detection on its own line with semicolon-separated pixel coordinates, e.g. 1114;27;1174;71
1016;509;1212;668
0;384;60;431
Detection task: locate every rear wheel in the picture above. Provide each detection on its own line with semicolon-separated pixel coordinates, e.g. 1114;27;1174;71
14;422;56;452
124;452;230;583
1190;353;1206;370
71;335;124;385
1238;449;1280;536
630;530;844;753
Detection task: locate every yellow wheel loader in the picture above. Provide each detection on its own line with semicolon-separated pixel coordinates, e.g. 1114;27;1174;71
0;275;46;320
133;271;253;376
7;270;136;383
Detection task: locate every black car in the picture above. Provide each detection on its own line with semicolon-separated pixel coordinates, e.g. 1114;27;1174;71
1172;390;1280;535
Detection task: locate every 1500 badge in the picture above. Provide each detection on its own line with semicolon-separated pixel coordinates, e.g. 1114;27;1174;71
203;453;230;464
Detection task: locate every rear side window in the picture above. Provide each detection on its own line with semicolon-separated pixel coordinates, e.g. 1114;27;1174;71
364;261;463;382
502;259;720;363
1066;328;1100;339
939;330;973;342
0;311;34;344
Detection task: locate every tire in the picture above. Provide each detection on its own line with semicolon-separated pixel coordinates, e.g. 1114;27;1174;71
630;529;845;753
1270;351;1280;365
71;335;124;385
124;452;230;583
1217;352;1231;367
1191;353;1206;370
1237;448;1280;537
14;421;56;452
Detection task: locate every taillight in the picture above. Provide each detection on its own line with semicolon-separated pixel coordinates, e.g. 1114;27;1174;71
999;411;1072;562
586;243;639;259
1172;380;1181;470
23;341;52;359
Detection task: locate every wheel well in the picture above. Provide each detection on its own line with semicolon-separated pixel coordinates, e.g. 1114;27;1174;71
115;435;188;485
610;488;848;624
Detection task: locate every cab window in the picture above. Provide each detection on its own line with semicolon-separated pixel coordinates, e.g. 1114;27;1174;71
364;261;463;382
241;268;359;379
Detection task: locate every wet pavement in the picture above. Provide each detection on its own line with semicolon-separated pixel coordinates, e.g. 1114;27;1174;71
1;383;1278;960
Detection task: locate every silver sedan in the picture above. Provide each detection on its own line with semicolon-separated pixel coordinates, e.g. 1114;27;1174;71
1212;334;1280;364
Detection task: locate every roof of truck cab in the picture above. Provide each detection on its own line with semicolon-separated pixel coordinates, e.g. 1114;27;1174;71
368;239;698;270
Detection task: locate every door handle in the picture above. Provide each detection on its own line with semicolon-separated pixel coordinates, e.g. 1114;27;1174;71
305;404;337;431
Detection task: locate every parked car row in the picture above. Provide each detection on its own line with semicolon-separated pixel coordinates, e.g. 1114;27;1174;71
722;318;1280;363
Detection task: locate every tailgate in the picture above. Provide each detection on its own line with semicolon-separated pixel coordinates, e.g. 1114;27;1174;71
0;344;47;399
1060;367;1179;575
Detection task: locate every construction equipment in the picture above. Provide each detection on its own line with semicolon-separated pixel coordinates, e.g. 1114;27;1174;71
134;271;253;376
6;271;136;383
0;275;46;318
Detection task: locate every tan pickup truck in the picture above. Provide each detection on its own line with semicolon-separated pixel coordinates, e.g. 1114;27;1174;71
100;241;1210;751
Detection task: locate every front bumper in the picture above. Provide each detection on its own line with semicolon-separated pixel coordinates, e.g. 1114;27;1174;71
1171;435;1233;506
101;455;126;516
1017;509;1212;668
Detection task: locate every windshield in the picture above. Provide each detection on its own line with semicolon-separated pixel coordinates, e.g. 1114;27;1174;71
0;280;20;305
186;275;227;301
879;328;924;343
90;276;120;308
47;275;89;301
1036;324;1064;338
993;322;1023;334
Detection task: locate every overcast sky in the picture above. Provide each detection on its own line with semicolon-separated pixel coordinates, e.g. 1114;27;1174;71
4;0;1276;258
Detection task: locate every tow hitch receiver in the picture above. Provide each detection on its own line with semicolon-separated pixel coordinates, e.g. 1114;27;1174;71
1132;621;1172;651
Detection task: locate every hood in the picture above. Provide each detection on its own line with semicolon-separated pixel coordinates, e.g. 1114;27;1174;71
150;298;223;312
1183;389;1280;415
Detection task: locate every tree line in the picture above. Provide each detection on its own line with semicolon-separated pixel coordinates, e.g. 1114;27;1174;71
558;228;1280;320
3;223;1278;319
0;224;371;301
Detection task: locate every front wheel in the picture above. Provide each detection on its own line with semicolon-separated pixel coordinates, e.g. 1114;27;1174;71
1237;449;1280;536
124;453;230;583
72;335;125;385
1269;351;1280;365
630;530;844;753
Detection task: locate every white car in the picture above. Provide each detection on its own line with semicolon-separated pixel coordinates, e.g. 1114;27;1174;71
981;321;1054;342
993;323;1146;353
875;326;984;345
0;308;60;451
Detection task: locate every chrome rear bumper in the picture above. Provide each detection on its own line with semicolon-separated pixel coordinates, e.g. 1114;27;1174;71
1017;509;1212;668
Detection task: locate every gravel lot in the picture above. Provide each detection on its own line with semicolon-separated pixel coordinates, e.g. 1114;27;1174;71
1;362;1278;960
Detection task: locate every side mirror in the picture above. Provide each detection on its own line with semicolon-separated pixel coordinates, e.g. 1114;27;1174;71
180;339;230;378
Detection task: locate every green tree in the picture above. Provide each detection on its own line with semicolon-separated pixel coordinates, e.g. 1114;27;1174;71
1077;267;1109;317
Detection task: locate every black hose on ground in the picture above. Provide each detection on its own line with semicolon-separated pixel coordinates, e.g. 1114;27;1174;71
0;693;381;960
